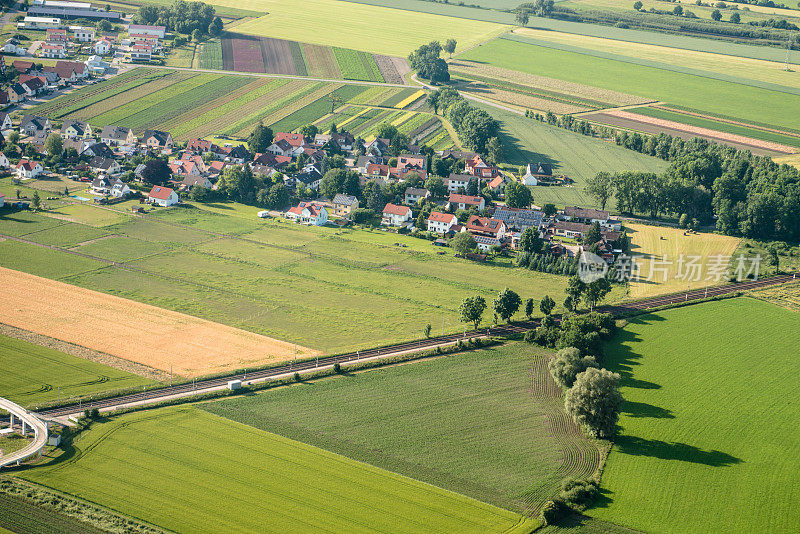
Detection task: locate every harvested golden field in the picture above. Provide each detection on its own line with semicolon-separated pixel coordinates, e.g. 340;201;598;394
449;59;648;107
0;267;318;377
627;223;740;299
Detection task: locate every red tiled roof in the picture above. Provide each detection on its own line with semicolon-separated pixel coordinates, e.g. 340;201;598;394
465;215;504;236
148;185;175;200
449;193;483;205
383;203;410;216
275;132;305;148
427;211;455;223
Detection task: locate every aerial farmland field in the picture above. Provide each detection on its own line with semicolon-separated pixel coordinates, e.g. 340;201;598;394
204;0;510;56
591;298;800;533
20;406;531;534
0;333;155;408
25;68;428;140
0;200;622;354
460;37;800;133
203;342;602;514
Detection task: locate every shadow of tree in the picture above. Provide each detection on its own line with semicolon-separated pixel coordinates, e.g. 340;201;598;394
621;400;674;419
614;435;743;467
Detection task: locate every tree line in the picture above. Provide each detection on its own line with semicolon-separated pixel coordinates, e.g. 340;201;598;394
428;87;501;154
583;132;800;242
135;1;222;37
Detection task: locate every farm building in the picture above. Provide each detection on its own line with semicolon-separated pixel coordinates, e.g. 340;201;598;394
127;24;166;38
18;17;62;30
27;4;121;21
286;202;328;226
147;185;179;207
381;203;412;227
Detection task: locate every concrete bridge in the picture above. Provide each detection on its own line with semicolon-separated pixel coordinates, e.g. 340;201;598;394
0;397;48;469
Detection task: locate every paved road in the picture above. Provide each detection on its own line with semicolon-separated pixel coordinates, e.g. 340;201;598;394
0;397;48;469
34;272;797;421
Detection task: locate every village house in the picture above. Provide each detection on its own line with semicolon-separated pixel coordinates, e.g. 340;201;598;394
445;173;474;193
523;163;552;186
130;43;153;61
90;156;121;175
147;185;179;207
169;159;201;177
448;193;485;211
141;129;173;151
396;154;426;173
427;211;457;234
2;38;25;55
404;187;429;205
81;141;114;158
487;175;506;197
464;215;506;240
187;138;213;153
473;235;502;253
15;159;44;179
60;119;92;139
381;203;412;227
180;175;212;189
46;28;69;42
332;193;359;218
40;42;67;59
100;125;136;146
0;152;11;169
465;155;499;179
7;83;27;103
72;26;95;42
266;138;294;157
365;137;390;157
20;77;45;96
94;38;112;55
562;206;622;231
20;115;51;136
286;201;328;226
91;176;130;197
85;55;109;75
0;193;4;208
553;220;591;240
12;60;34;73
492;207;543;232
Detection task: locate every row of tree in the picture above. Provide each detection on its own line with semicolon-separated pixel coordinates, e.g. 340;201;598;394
135;1;222;36
428;87;501;154
582;133;800;241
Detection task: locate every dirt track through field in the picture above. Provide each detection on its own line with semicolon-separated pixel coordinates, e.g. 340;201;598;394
605;109;796;154
0;267;318;377
528;351;600;512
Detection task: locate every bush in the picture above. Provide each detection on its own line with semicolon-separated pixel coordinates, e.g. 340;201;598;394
90;407;99;419
333;362;342;374
293;372;302;382
541;499;567;525
549;347;599;388
559;477;599;510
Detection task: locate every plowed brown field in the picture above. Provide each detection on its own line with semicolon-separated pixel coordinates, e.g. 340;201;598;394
0;267;318;377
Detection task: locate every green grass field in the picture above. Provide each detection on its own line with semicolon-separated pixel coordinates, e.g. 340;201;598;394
21;406;528;534
0;494;106;534
0;199;616;353
0;333;154;408
206;0;510;56
203;342;601;513
627;106;800;149
25;69;425;140
591;298;800;532
476;103;668;208
461;37;800;132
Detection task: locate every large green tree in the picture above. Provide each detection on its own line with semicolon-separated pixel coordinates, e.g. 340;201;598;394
564;367;623;438
549;347;598;388
493;288;522;323
584;172;614;211
459;295;487;330
450;231;477;255
505;181;533;208
248;123;273;153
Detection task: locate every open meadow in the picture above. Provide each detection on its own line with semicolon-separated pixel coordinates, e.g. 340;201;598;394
201;0;510;56
25;68;436;141
20;406;530;534
203;342;602;514
0;200;606;355
0;267;315;377
626;223;741;299
591;298;800;533
475;103;668;207
459;36;800;133
0;333;154;408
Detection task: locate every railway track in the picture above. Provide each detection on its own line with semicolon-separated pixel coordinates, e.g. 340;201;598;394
36;273;797;419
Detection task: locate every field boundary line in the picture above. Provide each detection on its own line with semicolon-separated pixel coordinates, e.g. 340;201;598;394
653;105;800;140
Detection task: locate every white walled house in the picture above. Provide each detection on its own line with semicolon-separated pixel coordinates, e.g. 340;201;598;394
381;203;412;227
285;202;328;226
72;27;95;41
427;211;457;234
15;159;44;179
147;185;179;207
